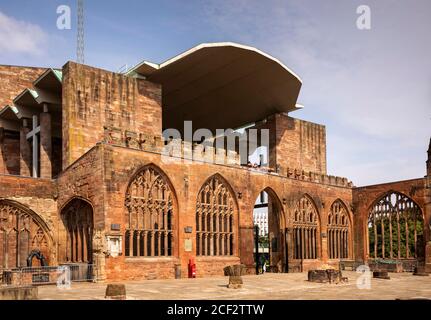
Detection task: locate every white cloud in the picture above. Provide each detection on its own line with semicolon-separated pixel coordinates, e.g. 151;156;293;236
0;11;47;56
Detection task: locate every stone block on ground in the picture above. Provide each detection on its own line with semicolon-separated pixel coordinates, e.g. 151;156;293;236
413;266;429;276
223;264;246;277
373;271;390;279
308;269;346;284
228;275;243;289
105;283;126;300
369;260;403;273
0;286;38;300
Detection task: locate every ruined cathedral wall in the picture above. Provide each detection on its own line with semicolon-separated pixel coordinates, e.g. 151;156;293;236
255;113;327;175
0;65;46;108
56;145;105;263
61;61;162;170
0;131;20;175
100;143;352;281
352;178;427;263
0;175;58;263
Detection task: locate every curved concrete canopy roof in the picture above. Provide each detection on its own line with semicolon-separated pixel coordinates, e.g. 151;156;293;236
128;42;302;133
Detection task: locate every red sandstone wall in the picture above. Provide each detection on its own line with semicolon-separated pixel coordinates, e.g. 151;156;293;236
250;114;327;174
0;65;47;175
0;131;20;175
56;145;105;263
273;114;326;174
0;174;58;263
0;65;46;108
98;143;352;280
61;61;162;170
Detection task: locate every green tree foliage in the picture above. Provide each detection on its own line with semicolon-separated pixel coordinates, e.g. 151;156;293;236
369;214;424;259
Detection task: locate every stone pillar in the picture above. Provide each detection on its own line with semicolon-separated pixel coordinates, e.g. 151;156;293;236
39;106;52;179
239;226;254;269
136;231;141;256
150;231;154;256
19;121;31;176
143;231;148;256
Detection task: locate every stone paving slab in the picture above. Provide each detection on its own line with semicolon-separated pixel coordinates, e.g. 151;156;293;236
37;272;431;300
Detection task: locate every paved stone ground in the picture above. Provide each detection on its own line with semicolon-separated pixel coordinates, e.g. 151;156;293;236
37;271;431;300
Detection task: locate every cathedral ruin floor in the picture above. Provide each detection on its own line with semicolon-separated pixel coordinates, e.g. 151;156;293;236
37;272;431;300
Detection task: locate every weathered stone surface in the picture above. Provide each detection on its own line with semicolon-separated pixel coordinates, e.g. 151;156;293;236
369;261;403;273
373;271;390;279
224;264;246;277
62;62;162;168
0;286;38;300
228;275;243;289
105;284;126;299
308;269;346;284
0;58;429;284
413;265;429;276
249;114;327;174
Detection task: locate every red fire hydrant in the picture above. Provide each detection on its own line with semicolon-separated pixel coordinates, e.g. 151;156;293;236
188;258;196;278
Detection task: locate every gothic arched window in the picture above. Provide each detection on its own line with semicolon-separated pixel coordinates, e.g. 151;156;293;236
328;200;350;259
125;166;174;257
0;201;50;268
368;192;423;259
196;175;236;256
292;195;319;259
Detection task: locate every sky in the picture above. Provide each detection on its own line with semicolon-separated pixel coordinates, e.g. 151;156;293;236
0;0;430;186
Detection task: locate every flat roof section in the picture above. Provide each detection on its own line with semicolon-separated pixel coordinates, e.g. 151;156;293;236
128;42;302;134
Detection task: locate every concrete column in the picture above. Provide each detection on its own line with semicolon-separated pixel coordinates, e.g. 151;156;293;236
19;123;31;177
39;106;52;179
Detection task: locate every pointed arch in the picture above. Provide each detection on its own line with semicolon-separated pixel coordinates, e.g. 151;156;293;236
368;191;424;260
328;199;351;259
252;186;287;271
124;163;177;257
292;194;320;260
196;173;238;256
0;199;52;268
61;197;94;263
252;186;286;228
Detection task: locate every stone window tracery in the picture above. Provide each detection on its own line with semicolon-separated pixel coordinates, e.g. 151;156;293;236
368;192;423;259
125;166;174;257
292;195;319;259
328;200;350;259
196;175;235;256
0;202;49;268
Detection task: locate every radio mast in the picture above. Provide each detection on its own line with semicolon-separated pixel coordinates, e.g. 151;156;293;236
77;0;84;64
